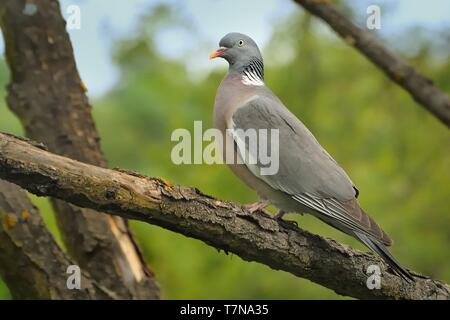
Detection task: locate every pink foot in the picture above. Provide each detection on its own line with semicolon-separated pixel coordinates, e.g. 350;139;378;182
244;200;271;214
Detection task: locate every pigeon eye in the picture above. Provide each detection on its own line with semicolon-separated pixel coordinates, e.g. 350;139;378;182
238;39;245;47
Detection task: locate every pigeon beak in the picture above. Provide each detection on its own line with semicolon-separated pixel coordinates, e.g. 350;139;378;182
209;47;227;59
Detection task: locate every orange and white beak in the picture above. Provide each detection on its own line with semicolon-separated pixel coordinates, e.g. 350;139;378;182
209;47;227;59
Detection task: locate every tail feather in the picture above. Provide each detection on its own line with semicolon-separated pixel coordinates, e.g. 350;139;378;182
355;232;414;282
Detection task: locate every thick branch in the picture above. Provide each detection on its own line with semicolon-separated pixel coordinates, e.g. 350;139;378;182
0;133;448;300
0;0;159;298
292;0;450;128
0;179;115;299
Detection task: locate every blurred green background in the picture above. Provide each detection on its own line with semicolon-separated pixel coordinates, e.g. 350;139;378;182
0;2;449;299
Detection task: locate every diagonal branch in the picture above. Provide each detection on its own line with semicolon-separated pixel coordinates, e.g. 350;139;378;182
292;0;450;128
0;132;448;300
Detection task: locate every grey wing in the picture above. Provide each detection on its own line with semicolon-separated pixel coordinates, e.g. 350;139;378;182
231;95;356;200
231;95;391;245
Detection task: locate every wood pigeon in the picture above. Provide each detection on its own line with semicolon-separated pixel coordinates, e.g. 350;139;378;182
210;32;413;281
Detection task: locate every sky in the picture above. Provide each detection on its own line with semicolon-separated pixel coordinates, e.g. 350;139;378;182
0;0;448;97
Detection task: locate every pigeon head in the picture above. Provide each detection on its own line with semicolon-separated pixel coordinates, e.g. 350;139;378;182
209;33;263;72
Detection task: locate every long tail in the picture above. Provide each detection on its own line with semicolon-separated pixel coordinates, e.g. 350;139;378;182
355;232;414;281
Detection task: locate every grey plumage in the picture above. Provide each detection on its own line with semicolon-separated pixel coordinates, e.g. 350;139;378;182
211;32;412;280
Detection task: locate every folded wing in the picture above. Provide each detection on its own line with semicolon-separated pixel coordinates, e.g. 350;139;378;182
230;95;392;246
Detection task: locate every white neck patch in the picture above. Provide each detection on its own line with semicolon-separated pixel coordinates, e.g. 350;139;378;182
242;69;264;86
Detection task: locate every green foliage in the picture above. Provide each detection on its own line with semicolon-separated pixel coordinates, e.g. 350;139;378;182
0;6;448;299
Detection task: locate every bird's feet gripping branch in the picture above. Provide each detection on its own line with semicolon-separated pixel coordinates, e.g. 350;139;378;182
244;200;271;214
245;201;298;228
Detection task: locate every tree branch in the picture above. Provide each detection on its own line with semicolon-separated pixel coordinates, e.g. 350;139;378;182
292;0;450;128
0;179;116;299
0;0;159;298
0;133;448;300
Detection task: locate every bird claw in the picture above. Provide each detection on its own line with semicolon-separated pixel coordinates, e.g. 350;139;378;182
282;219;298;228
274;210;286;220
273;210;298;227
277;218;299;228
245;203;299;228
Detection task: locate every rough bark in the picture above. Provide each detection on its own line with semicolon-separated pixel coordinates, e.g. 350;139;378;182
0;0;159;298
292;0;450;128
0;133;448;300
0;179;116;299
